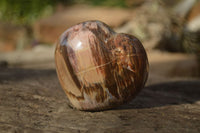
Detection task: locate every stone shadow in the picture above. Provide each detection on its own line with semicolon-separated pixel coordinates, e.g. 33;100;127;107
118;80;200;109
0;68;200;110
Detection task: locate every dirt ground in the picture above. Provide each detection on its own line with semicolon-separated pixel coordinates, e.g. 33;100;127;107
0;48;200;133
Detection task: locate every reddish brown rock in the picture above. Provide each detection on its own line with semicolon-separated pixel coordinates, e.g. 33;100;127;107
34;5;133;44
0;22;31;52
187;1;200;21
55;20;149;111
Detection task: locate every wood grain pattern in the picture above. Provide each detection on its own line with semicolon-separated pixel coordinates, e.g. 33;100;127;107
55;20;149;111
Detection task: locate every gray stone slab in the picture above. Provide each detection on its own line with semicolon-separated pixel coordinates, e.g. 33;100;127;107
0;68;200;133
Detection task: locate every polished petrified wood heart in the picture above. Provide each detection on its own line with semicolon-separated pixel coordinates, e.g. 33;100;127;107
55;20;149;111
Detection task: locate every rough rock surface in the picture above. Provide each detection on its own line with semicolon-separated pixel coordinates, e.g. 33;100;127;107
0;68;200;133
0;47;200;132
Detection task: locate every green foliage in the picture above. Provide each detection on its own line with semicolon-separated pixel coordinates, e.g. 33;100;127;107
0;0;126;25
79;0;127;7
0;0;71;24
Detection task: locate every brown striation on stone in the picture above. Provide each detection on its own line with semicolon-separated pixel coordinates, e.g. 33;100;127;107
55;20;149;111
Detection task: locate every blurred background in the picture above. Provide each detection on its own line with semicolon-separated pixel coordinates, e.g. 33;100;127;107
0;0;200;84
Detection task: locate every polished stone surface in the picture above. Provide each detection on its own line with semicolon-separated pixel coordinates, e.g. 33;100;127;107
55;20;149;111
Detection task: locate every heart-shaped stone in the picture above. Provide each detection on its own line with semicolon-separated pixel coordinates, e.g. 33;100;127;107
55;20;149;111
